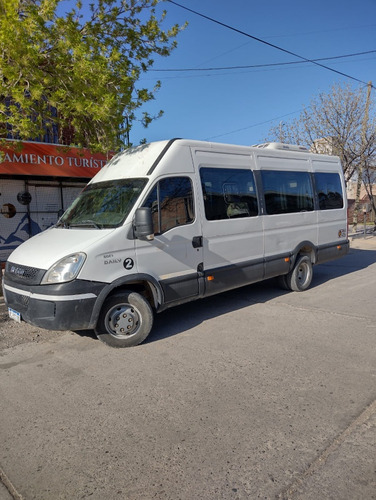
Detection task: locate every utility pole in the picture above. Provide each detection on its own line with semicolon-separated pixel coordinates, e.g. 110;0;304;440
352;81;372;231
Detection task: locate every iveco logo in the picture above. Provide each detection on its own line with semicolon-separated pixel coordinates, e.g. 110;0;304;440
10;266;25;277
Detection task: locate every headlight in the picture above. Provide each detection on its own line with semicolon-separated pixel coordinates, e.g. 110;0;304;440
41;253;86;284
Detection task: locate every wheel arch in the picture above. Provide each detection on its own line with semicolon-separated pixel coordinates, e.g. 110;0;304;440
290;240;317;268
89;273;163;329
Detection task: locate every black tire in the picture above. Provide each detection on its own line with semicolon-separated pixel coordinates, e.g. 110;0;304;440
277;274;290;291
285;255;313;292
95;291;153;348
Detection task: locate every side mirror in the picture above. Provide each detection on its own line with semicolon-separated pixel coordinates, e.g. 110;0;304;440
133;207;154;241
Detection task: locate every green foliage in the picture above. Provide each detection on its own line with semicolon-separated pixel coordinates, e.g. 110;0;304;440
0;0;184;152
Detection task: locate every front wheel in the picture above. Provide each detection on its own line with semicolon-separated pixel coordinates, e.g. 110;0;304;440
95;291;153;348
285;255;313;292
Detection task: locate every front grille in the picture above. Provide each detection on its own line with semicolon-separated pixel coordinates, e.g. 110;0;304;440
6;263;38;279
5;262;45;286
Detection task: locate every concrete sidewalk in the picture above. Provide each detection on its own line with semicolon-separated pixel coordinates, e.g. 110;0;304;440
280;401;376;499
0;482;12;500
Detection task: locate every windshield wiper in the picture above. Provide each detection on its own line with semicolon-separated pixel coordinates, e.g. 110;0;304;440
55;221;70;228
69;220;102;229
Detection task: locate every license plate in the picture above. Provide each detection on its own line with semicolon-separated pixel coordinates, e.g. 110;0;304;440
8;308;21;323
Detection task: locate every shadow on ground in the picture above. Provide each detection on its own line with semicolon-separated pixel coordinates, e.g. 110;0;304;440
312;247;376;284
75;247;375;346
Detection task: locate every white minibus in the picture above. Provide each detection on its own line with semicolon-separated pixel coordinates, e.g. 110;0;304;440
2;139;349;347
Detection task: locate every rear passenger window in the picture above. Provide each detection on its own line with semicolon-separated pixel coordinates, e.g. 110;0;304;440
200;167;258;221
314;173;344;210
142;177;194;234
261;170;314;214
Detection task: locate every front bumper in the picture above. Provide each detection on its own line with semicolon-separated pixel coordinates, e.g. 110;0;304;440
3;279;106;331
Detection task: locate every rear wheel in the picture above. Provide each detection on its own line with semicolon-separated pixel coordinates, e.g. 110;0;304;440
95;291;153;348
277;274;290;291
285;255;313;292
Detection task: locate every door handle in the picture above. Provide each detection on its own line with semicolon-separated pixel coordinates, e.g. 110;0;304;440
192;236;203;248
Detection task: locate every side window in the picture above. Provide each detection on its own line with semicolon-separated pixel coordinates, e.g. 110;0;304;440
261;170;314;215
314;173;344;210
142;177;194;234
200;167;258;221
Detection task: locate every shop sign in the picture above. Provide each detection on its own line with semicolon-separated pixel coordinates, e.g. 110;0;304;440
0;141;111;178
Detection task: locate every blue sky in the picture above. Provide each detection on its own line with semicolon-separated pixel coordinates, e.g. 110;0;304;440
128;0;376;147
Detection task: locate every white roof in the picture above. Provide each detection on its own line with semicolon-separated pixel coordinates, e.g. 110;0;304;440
90;141;170;182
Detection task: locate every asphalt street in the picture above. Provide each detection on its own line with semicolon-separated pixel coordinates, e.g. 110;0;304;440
0;235;375;499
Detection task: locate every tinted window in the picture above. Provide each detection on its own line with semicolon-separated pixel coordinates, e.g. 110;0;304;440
200;167;258;220
261;170;314;215
142;177;194;234
314;173;344;210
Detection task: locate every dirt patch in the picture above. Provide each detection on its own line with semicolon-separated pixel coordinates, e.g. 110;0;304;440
0;273;71;350
0;304;64;351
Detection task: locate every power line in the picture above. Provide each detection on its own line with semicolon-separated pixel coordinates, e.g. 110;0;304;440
167;0;375;89
204;110;302;141
256;24;376;40
150;50;376;72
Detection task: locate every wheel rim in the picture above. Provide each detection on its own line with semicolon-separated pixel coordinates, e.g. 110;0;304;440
104;303;141;339
297;261;311;287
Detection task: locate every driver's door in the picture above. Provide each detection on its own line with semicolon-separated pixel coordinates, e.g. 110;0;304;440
135;176;203;305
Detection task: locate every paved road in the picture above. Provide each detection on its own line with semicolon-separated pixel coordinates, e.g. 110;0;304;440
1;236;376;499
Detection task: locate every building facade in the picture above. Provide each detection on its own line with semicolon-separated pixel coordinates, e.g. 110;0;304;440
0;141;110;263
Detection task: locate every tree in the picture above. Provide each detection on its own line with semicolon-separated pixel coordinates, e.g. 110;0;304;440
267;83;376;228
0;0;184;152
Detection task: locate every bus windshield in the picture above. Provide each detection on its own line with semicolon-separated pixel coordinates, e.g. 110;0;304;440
58;178;147;229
